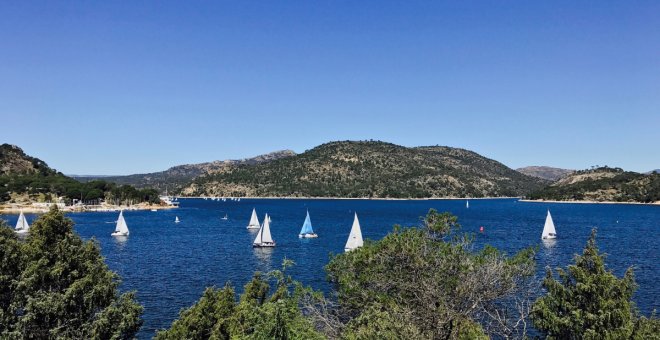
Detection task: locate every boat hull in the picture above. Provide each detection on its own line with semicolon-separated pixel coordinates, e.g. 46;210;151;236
246;226;261;229
542;235;557;240
253;242;276;248
15;229;29;234
299;233;318;238
112;232;129;237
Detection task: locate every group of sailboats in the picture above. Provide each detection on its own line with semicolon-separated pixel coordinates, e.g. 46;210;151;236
247;208;363;252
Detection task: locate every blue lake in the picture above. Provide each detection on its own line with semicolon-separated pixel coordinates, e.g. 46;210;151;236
3;198;659;338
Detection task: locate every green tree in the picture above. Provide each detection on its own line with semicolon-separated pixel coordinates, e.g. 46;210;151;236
325;210;536;339
532;228;657;339
0;206;143;339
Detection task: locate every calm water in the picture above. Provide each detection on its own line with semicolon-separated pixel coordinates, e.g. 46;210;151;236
3;198;659;338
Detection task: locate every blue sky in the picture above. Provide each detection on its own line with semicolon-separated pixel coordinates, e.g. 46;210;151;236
1;1;658;175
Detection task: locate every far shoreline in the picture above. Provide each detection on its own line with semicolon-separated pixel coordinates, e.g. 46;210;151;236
519;199;660;206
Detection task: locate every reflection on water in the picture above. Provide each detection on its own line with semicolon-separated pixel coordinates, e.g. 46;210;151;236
112;235;128;249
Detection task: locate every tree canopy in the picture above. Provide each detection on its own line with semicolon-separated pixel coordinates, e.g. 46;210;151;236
0;207;143;339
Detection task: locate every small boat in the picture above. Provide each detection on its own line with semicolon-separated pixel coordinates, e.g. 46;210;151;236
221;214;228;220
175;216;180;223
151;208;157;212
253;214;275;247
466;200;469;208
237;198;241;202
111;211;129;236
15;210;30;234
541;210;557;240
344;213;364;252
299;210;318;238
246;208;261;229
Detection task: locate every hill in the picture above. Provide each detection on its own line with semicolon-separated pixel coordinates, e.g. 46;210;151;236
528;167;660;203
0;144;159;205
516;166;574;181
74;150;296;192
182;141;546;198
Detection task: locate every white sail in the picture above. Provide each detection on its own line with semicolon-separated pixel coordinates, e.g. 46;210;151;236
247;208;261;229
175;216;180;223
345;213;364;252
541;210;557;239
114;211;129;235
466;200;469;208
15;211;30;233
253;214;274;245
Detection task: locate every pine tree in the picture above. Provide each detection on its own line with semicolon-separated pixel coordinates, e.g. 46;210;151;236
532;229;637;339
0;206;143;338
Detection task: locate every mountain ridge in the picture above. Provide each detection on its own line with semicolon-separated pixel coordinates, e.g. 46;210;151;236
516;166;574;181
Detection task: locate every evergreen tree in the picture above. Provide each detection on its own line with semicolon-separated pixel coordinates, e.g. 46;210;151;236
531;229;654;339
0;206;143;339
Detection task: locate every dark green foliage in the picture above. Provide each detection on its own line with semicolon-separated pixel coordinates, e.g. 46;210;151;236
529;167;660;203
156;263;324;340
189;140;545;198
0;206;143;338
532;229;658;339
325;210;536;339
0;144;160;204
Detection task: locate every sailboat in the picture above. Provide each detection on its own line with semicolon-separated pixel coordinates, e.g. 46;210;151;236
221;214;228;220
175;216;180;223
466;200;469;208
344;213;364;252
111;211;129;236
298;210;318;238
15;210;30;234
541;210;557;240
253;214;275;247
246;208;261;229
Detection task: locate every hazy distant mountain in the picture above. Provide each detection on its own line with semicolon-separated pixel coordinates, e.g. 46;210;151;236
183;140;546;198
647;169;660;174
528;167;660;203
74;150;296;192
516;166;574;181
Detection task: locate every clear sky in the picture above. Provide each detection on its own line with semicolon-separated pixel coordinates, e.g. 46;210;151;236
1;1;658;175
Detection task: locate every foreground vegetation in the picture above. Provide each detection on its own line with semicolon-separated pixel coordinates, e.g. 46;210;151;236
528;167;660;203
0;144;160;205
0;207;143;338
1;207;657;339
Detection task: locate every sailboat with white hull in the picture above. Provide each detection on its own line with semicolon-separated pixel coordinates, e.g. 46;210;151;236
344;213;363;252
253;214;275;247
298;210;318;238
541;210;557;240
15;210;30;234
246;208;261;229
111;211;129;236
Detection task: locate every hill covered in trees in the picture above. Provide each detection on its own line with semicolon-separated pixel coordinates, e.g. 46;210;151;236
74;150;296;192
516;166;574;181
0;144;159;205
528;167;660;203
182;141;546;198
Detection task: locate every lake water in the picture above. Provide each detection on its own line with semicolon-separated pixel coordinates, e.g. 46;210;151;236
3;198;659;338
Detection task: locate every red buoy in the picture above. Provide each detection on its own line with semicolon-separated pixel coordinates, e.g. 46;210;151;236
479;226;484;233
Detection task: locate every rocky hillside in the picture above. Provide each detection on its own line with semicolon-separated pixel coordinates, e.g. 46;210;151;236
182;141;546;198
516;166;574;181
74;150;296;192
528;167;660;203
0;144;56;176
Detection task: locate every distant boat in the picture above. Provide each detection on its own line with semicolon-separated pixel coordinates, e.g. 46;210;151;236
175;216;180;223
111;211;129;236
151;208;157;212
221;214;228;220
246;208;261;229
466;200;469;208
298;210;318;238
237;198;241;202
253;213;275;247
541;210;557;240
15;210;30;234
344;213;364;252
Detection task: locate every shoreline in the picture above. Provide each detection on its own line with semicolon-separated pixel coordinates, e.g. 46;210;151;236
178;196;521;201
518;199;660;206
0;204;178;215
